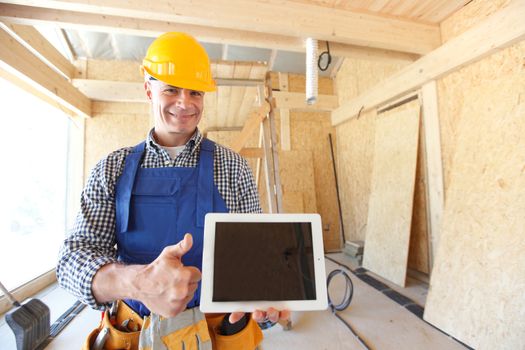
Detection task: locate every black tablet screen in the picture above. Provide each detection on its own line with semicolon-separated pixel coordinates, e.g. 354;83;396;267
212;222;317;301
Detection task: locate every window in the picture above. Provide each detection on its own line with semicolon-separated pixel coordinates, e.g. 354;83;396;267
0;77;73;291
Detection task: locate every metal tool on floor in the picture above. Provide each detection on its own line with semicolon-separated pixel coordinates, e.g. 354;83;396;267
0;281;50;350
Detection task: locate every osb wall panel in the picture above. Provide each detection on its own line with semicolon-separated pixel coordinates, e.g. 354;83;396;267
282;191;304;213
423;0;525;347
279;150;317;214
424;41;525;349
84;102;151;179
335;110;376;242
289;111;341;250
335;58;411;243
206;130;258;178
84;59;142;82
336;58;410;103
438;0;513;193
266;73;341;249
287;74;341;250
362;105;420;287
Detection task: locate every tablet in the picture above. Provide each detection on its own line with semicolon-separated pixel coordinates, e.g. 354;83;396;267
200;213;328;313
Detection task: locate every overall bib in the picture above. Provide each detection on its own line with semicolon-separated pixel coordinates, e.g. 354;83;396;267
83;138;264;350
115;138;228;316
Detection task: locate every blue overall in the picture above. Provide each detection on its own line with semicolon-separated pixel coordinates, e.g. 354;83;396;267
115;138;228;317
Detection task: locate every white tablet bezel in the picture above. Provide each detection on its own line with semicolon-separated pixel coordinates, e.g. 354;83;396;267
200;213;328;313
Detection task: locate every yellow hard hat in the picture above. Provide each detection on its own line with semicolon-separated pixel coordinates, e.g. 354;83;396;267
141;32;216;92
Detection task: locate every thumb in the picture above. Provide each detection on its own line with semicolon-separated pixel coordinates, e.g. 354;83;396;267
164;233;193;259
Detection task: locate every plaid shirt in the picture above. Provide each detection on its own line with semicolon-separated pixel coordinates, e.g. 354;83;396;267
57;128;262;309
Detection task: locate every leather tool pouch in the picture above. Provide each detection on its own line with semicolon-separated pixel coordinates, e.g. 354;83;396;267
83;300;142;350
205;313;263;350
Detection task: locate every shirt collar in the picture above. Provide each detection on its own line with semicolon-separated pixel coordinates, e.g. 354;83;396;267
146;128;203;154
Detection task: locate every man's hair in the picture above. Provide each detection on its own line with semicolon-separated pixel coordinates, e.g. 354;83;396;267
143;71;158;83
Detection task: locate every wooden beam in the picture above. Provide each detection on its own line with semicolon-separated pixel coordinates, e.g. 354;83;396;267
265;73;284;213
0;0;439;54
239;147;264;159
204;126;242;132
72;78;264;103
329;57;345;79
268;49;277;70
0;67;75;117
230;104;269;153
278;73;291;151
4;22;76;78
0;4;418;62
332;0;525;126
273;91;338;111
261;118;277;213
0;27;91;118
421;81;444;272
215;78;264;87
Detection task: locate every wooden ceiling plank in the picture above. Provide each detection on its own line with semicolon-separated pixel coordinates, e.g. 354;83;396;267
0;27;91;118
216;62;235;128
421;1;470;24
203;91;217;129
332;0;525;126
0;1;439;54
229;63;253;127
0;4;418;62
236;65;265;129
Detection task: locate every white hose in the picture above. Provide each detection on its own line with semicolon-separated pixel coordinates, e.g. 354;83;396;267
305;37;318;105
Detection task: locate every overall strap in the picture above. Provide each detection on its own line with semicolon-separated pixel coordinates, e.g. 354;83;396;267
196;138;215;227
116;141;146;233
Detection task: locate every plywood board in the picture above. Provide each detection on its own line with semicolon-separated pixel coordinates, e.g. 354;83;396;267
279;150;317;213
362;106;420;287
282;191;304;213
424;40;525;350
84;110;151;176
334;57;411;243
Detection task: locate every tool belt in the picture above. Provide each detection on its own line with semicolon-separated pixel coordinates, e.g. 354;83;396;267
83;301;263;350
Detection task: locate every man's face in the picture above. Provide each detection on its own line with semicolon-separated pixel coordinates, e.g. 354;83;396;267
145;80;205;146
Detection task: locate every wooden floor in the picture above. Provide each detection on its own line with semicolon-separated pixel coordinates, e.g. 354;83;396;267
0;255;468;350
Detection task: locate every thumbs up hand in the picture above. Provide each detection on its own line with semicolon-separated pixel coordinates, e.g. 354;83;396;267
134;233;201;317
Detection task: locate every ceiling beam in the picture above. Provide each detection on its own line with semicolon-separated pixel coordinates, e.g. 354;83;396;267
3;22;76;78
72;78;266;102
0;26;91;118
331;0;525;126
273;91;338;111
0;3;419;62
0;0;439;54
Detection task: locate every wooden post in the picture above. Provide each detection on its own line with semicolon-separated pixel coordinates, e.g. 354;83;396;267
420;80;444;272
265;72;284;213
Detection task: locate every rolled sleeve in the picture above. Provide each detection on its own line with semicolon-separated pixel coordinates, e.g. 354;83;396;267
57;154;123;310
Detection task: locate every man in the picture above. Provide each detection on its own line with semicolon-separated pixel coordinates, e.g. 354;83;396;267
57;32;288;349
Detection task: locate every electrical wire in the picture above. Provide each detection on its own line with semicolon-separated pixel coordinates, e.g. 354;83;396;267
327;269;372;350
327;269;353;311
318;41;332;71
